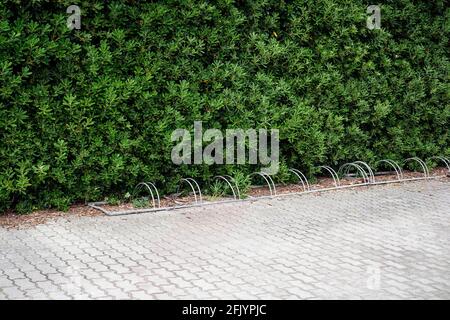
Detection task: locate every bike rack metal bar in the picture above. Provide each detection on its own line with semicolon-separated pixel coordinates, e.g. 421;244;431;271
404;157;429;178
352;162;370;183
188;178;203;202
375;159;403;181
177;178;203;204
214;175;238;200
317;165;340;187
263;173;277;195
147;182;161;208
289;168;310;191
249;172;276;196
133;182;161;209
338;163;369;184
222;175;241;199
428;156;450;174
353;161;376;183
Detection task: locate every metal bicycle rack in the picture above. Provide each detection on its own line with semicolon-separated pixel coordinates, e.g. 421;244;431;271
404;157;429;178
176;178;203;204
338;162;371;185
428;156;450;174
88;155;450;216
317;165;341;187
213;175;241;200
353;161;376;183
133;182;161;209
375;159;404;182
248;172;277;196
289;168;310;191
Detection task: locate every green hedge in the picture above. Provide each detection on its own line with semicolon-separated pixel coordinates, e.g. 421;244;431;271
1;0;449;213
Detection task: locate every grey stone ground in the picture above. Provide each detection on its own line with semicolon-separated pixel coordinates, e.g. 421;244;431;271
1;179;449;300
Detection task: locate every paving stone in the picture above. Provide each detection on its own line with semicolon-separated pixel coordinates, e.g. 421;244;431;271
0;179;449;299
2;287;26;299
0;276;13;288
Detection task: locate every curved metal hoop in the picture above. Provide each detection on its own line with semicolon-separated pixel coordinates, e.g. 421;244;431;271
338;163;370;184
222;175;241;199
375;159;404;180
177;178;203;203
249;172;277;195
353;161;376;183
289;168;310;191
428;156;450;174
404;157;429;178
133;182;161;208
213;175;239;200
317;165;341;187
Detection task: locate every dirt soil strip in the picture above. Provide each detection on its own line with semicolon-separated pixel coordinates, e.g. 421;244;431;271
0;205;101;230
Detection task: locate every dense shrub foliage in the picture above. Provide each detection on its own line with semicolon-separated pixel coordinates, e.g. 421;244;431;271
0;0;449;212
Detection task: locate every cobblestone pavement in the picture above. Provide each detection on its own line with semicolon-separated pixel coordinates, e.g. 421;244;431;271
1;179;449;300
